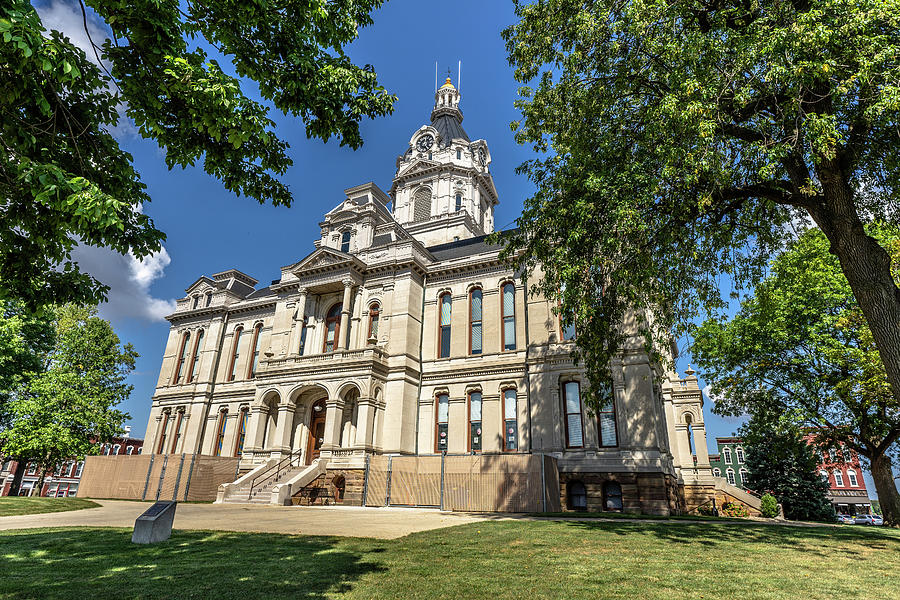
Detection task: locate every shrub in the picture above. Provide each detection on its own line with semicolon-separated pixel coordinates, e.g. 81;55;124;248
760;494;779;518
697;504;716;516
721;501;750;518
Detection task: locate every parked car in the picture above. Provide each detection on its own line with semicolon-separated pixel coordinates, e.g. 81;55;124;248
836;514;855;524
854;514;883;525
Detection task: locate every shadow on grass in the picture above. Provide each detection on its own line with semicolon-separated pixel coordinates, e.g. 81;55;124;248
556;518;900;556
0;527;385;600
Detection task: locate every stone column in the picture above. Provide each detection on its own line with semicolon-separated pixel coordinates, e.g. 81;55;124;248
286;288;309;355
246;404;270;451
321;398;345;451
274;403;297;453
340;279;353;350
693;422;711;466
354;397;377;450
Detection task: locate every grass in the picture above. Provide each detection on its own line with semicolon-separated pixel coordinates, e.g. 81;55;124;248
0;521;898;600
0;497;99;517
527;510;753;522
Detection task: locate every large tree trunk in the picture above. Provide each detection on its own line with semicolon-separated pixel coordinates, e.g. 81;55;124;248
870;454;900;527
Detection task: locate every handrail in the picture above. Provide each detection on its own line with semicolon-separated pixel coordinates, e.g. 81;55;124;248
248;449;303;500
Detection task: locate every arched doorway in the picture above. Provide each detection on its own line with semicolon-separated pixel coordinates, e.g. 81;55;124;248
307;399;327;464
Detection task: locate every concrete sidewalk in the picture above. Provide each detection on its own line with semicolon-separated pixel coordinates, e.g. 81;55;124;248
0;500;487;539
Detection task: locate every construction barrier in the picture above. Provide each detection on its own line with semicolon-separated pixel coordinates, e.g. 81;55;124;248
364;453;560;513
77;454;241;502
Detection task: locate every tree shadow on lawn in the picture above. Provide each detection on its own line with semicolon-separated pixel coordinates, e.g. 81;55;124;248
556;519;900;557
0;527;386;600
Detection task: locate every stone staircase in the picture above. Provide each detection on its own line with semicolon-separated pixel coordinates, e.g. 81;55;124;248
223;463;310;504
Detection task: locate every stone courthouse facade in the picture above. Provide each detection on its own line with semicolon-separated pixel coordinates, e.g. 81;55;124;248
145;79;714;514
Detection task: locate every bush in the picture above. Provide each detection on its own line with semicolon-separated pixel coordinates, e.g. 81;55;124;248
760;494;779;518
697;504;716;516
721;501;750;518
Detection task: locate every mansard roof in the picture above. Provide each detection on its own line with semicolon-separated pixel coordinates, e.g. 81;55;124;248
432;113;469;148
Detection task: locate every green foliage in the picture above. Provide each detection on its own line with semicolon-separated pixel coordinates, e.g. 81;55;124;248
500;0;900;412
692;225;900;524
0;305;133;481
1;0;395;308
740;411;836;522
760;493;779;519
0;300;54;424
720;501;750;518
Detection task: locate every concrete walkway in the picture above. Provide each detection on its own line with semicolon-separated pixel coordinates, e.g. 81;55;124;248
0;500;487;539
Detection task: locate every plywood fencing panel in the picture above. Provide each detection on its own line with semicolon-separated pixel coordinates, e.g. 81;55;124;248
184;456;241;502
77;455;152;500
389;456;441;506
364;455;390;507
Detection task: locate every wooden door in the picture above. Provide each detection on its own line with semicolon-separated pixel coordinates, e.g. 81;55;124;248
307;400;327;464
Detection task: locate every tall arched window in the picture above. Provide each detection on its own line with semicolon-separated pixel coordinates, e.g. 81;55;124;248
723;446;732;464
469;391;482;452
438;293;452;358
227;326;243;381
368;303;380;339
455;193;462;212
112;444;121;455
126;446;134;455
191;296;200;309
214;410;228;457
340;230;352;253
169;410;184;454
323;303;342;353
469;288;482;355
739;468;748;484
156;412;170;454
413;187;431;222
736;446;745;464
501;282;516;351
564;382;584;448
172;331;190;384
435;393;450;452
726;468;736;485
834;470;844;487
298;317;308;355
205;291;213;307
234;407;249;456
188;329;204;382
248;323;263;378
848;469;859;487
713;467;721;477
603;481;623;511
598;389;618;447
503;389;518;451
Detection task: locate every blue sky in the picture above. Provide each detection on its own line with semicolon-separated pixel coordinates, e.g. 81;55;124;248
40;0;869;491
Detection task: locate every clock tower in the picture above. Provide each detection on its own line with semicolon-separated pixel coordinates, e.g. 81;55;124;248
390;77;499;246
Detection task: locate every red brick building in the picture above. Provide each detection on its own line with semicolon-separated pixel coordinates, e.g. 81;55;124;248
802;433;872;516
1;434;143;497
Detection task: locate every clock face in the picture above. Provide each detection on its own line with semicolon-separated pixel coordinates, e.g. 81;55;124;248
416;134;434;153
478;147;486;165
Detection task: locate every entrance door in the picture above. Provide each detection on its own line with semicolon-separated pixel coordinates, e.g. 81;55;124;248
307;399;327;464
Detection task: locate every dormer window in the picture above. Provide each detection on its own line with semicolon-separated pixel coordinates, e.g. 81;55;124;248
456;149;461;159
340;231;351;253
191;296;199;310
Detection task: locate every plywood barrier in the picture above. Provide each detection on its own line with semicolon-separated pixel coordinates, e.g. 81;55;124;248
77;454;240;502
363;453;560;513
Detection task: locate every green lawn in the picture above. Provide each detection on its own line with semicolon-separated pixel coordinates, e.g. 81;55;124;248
0;497;99;517
0;521;897;600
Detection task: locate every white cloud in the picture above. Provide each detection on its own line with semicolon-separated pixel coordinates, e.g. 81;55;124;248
72;244;176;322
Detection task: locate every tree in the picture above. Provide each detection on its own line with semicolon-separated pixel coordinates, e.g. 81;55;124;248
740;410;835;522
500;2;900;446
1;0;395;308
0;300;54;425
0;304;134;494
692;227;900;525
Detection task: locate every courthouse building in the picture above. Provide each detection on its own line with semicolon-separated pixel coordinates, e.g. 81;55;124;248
144;79;715;514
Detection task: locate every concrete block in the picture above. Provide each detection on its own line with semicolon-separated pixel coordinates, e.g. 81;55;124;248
132;501;177;544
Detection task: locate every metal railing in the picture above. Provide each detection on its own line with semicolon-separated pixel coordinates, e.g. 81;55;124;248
247;449;303;500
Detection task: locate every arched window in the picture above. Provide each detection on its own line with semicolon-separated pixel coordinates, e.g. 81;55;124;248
368;303;380;340
564;381;584;449
468;391;482;452
191;296;199;309
834;470;844;487
684;413;695;454
214;410;228;457
340;230;352;253
726;468;736;485
713;467;721;477
188;329;204;382
739;468;748;484
501;282;516;351
848;469;859;487
469;288;482;355
298;317;308;355
323;303;342;353
736;446;745;464
435;393;450;452
455;193;462;212
413;187;431;222
248;323;263;378
598;389;618;447
169;410;184;454
126;446;134;455
603;481;623;511
723;446;732;464
172;331;191;384
112;444;121;455
156;412;170;454
567;480;587;511
503;389;518;451
75;461;84;477
205;291;213;307
234;407;250;456
456;149;461;160
438;293;452;358
227;326;243;381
